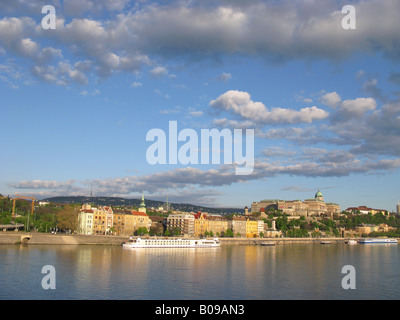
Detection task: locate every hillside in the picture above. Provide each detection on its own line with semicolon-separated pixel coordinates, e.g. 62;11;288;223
42;196;243;215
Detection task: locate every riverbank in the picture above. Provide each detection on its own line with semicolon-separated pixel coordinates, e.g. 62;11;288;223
0;232;127;245
0;232;377;245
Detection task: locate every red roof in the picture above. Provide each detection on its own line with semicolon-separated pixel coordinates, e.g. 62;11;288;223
131;211;149;217
193;212;202;219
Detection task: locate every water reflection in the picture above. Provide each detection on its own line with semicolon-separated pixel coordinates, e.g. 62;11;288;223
1;244;399;300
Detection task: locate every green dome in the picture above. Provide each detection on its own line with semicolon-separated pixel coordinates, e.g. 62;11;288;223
315;190;323;198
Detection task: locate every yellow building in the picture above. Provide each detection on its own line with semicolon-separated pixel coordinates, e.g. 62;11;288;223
130;211;152;233
113;212;125;236
246;218;258;238
92;208;106;235
355;224;379;235
207;215;228;236
194;212;209;237
124;213;136;235
112;210;151;236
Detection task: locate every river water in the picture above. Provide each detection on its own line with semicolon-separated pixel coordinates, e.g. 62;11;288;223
0;243;399;300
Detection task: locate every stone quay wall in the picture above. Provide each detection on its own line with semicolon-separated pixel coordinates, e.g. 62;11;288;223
0;232;363;245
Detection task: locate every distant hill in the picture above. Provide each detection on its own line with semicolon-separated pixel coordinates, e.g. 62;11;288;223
42;196;243;215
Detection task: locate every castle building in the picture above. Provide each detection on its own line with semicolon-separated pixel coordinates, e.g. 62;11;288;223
251;190;340;218
397;201;400;215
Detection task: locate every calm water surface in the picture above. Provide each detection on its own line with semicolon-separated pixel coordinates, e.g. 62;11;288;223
0;244;399;300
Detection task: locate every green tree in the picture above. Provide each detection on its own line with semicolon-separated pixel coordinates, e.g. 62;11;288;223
173;227;181;236
135;227;149;236
275;216;288;233
56;205;78;232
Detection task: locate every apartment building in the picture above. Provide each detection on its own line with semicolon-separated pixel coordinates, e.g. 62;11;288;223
78;204;94;235
207;215;229;236
194;212;209;237
246;218;259;238
166;213;195;236
230;216;247;237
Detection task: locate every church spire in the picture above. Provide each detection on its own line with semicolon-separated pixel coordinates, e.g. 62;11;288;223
139;192;146;213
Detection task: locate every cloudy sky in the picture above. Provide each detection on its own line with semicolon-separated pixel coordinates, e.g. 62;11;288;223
1;0;400;211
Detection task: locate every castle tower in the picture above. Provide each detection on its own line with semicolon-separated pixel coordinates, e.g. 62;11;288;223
315;190;324;202
139;192;147;213
397;200;400;215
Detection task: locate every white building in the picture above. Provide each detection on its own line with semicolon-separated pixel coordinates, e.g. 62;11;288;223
257;220;265;236
78;204;94;235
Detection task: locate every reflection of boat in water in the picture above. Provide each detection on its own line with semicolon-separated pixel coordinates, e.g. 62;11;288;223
346;240;358;245
358;238;397;244
122;237;220;248
260;242;275;246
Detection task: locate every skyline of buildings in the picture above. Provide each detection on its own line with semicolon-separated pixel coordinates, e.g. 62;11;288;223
76;194;398;239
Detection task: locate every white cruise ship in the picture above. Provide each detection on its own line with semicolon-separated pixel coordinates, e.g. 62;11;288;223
122;237;221;248
358;238;398;244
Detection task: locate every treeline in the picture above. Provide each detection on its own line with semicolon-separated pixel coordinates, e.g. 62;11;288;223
338;211;400;229
257;209;400;238
0;197;79;232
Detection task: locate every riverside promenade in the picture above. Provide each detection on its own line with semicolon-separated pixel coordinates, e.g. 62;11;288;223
0;232;360;245
0;232;127;245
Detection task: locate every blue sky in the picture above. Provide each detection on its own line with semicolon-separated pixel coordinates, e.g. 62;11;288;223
1;0;400;211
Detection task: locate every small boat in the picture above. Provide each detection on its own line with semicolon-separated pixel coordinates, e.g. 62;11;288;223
358;238;397;244
260;242;275;246
346;240;358;245
320;241;332;244
122;237;221;248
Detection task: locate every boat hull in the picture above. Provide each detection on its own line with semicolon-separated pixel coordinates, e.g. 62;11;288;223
260;242;275;246
359;238;397;244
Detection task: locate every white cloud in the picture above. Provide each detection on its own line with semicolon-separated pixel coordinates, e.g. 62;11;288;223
131;81;142;87
321;92;341;107
10;155;400;200
217;72;232;82
210;90;329;124
340;98;377;116
32;60;88;85
188;109;203;117
150;66;168;78
2;0;400;84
